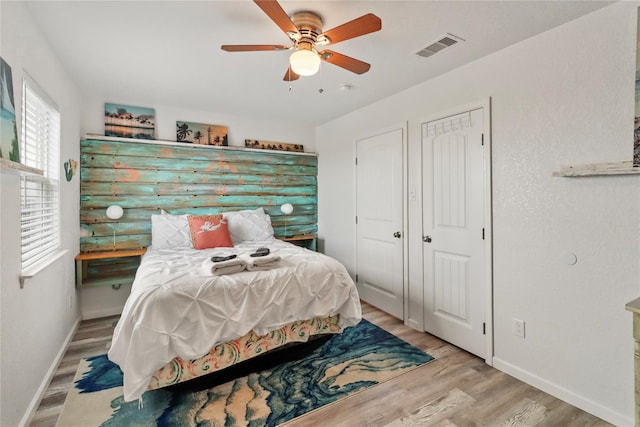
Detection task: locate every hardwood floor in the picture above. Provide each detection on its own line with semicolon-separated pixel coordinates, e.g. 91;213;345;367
30;302;612;427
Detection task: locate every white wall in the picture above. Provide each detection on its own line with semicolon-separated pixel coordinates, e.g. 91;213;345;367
0;2;83;426
316;2;639;425
79;98;316;319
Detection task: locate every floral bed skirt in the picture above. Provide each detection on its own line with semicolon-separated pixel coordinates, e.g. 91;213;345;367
148;315;341;390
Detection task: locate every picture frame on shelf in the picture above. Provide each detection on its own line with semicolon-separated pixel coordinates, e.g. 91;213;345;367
245;139;304;153
0;57;20;163
104;103;155;140
176;121;228;146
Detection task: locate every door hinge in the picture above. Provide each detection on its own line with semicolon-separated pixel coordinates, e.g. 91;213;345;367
355;157;358;166
481;133;484;146
482;228;485;240
482;322;486;335
355;216;358;224
355;274;359;282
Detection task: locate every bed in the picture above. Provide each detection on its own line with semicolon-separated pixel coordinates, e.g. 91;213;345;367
107;208;362;402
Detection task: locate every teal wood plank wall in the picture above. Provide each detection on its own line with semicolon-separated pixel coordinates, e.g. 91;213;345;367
80;138;318;253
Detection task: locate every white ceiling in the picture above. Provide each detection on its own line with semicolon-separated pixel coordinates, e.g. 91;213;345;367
25;1;612;127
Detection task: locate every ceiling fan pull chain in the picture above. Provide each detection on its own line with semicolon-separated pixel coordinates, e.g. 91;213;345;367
319;62;324;94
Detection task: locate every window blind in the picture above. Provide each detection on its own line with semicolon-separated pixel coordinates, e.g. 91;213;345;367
20;76;61;270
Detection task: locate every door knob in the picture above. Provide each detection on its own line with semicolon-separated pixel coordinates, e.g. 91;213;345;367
393;231;401;238
422;235;432;243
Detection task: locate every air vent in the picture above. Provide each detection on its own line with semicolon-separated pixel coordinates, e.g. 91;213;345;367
416;33;464;58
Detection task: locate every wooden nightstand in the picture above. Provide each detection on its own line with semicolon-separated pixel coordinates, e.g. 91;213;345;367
75;248;146;289
279;235;317;251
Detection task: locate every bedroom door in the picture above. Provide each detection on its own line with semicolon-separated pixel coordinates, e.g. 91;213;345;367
355;127;405;319
422;107;487;358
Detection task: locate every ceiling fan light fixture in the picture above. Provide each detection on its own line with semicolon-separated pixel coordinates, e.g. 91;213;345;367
289;49;320;76
221;2;381;80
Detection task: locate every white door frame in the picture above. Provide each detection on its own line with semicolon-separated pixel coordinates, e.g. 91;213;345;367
353;123;408;319
409;98;493;364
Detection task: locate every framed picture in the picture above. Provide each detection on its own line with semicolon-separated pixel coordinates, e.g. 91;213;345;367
176;121;228;146
104;103;155;140
635;8;640;167
245;139;304;153
0;57;20;162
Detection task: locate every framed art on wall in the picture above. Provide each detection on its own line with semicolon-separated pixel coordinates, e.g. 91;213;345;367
245;139;304;152
176;121;228;146
635;8;640;167
104;103;155;140
0;57;20;162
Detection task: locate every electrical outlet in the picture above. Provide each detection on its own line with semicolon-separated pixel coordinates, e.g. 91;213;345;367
512;318;525;338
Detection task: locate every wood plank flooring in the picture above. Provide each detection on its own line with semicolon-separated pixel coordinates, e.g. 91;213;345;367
29;302;612;427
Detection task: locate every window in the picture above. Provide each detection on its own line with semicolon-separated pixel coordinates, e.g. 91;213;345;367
20;76;60;270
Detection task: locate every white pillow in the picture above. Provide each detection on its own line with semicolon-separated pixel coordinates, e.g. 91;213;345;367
151;211;192;249
223;208;274;243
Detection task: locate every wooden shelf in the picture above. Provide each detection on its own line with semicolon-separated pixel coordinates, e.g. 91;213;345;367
75;248;147;261
280;235;316;242
84;134;318;157
279;234;317;251
0;158;43;176
553;161;640;177
75;248;146;289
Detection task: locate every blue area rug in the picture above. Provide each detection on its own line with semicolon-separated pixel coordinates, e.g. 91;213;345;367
57;319;434;427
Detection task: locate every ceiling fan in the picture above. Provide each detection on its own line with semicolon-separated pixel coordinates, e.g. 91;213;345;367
221;0;382;81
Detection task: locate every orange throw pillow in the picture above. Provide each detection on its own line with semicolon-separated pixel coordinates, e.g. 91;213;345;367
187;214;234;249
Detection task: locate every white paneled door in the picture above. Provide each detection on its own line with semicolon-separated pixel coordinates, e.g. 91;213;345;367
422;108;486;358
356;127;404;319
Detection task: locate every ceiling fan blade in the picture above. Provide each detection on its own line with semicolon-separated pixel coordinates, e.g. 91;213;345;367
319;13;381;45
320;50;371;74
254;0;299;37
283;66;300;81
221;44;289;52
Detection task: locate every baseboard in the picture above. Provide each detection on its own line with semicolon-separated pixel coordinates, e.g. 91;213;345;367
404;318;421;331
82;306;123;320
492;357;632;427
20;315;82;427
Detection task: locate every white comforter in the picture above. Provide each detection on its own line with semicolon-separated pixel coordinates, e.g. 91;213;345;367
108;239;362;402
